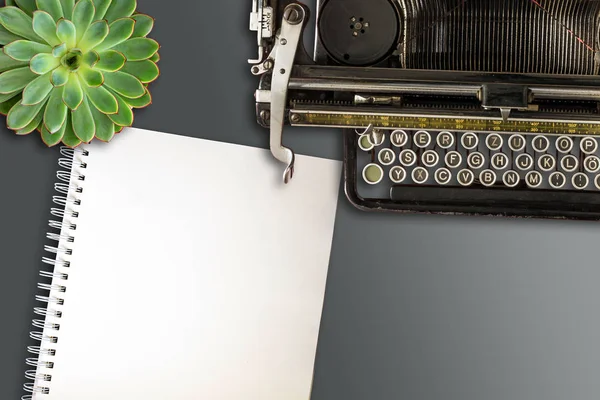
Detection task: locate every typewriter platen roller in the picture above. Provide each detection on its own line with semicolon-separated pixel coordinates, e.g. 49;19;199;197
248;0;600;219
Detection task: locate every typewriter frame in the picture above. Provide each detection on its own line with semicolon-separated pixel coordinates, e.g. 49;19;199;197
249;0;600;220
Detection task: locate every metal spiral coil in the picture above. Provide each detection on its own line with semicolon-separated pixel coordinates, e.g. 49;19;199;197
22;147;88;400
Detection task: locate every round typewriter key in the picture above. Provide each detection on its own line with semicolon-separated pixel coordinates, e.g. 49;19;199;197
317;0;400;66
556;137;573;154
572;173;589;190
363;163;384;185
389;166;406;183
533;135;550;153
414;131;431;148
467;152;485;169
422;150;439;168
390;130;408;147
580;137;598;155
560;155;578;173
502;170;520;188
515;153;534;171
538;154;556;172
486;134;503;151
445;151;462;168
461;132;479;150
434;168;452;185
549;172;566;189
437;131;454;149
595;175;600;190
412;167;429;184
457;169;475;186
480;169;497;187
509;134;526;152
378;148;396;166
358;135;374;151
491;153;509;170
400;149;417;167
525;171;543;188
584;156;600;173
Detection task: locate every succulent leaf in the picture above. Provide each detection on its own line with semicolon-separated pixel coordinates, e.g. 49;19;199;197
106;89;132;126
4;0;17;7
41;119;66;146
44;84;67;132
94;49;124;71
0;50;28;71
0;90;20;103
122;87;150;108
89;102;113;141
32;10;61;45
82;49;98;66
131;13;153;38
150;52;159;63
111;37;158;61
77;19;107;51
7;96;47;129
52;42;67;57
0;22;22;44
30;52;59;74
102;70;144;98
93;17;133;52
56;17;76;48
118;60;158;83
62;72;83;109
103;0;135;24
3;40;52;61
0;6;44;42
14;0;36;16
35;0;64;22
78;64;102;86
92;0;111;20
71;94;94;142
0;93;21;115
72;0;94;43
83;83;117;114
59;0;75;20
22;72;52;105
0;66;36;93
16;108;42;135
51;65;69;86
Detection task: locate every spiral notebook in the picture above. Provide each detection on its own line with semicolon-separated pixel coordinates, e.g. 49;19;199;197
23;128;342;400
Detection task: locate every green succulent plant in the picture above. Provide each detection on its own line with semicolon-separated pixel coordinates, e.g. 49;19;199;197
0;0;159;147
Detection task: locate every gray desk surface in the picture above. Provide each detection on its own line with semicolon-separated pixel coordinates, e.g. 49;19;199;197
2;1;600;399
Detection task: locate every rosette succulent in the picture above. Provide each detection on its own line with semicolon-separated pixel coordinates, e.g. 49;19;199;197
0;0;159;147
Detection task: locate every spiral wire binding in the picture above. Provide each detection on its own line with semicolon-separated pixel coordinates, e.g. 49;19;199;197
22;147;88;400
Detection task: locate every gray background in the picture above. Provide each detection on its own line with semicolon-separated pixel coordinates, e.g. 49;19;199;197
2;1;600;399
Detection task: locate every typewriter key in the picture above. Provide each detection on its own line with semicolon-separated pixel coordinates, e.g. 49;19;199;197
434;168;452;185
560;155;578;173
486;134;503;151
480;169;497;187
414;131;431;148
525;171;543;188
358;135;374;151
390;130;408;147
445;151;462;168
389;166;406;183
467;152;485;169
412;167;429;184
461;132;479;150
491;153;509;170
515;153;534;171
572;173;589;190
584;156;600;173
437;132;454;149
580;137;598;155
363;163;384;185
509;135;526;152
503;171;520;188
533;136;550;152
595;175;600;190
400;149;417;167
556;137;573;154
457;169;475;186
538;154;556;172
422;150;439;168
378;148;396;165
549;172;567;189
318;0;400;66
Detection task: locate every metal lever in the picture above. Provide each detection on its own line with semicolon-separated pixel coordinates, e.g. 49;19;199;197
269;4;305;183
248;0;274;64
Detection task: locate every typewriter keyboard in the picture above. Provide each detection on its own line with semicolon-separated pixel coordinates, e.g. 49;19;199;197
356;130;600;199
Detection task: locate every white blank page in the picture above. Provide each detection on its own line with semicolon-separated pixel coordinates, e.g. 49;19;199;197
38;128;341;400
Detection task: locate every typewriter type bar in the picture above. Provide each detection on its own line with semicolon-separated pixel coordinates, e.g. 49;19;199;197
248;0;600;219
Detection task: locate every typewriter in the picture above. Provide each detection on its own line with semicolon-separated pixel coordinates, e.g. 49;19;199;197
248;0;600;219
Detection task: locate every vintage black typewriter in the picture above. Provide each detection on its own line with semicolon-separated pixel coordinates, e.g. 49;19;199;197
248;0;600;219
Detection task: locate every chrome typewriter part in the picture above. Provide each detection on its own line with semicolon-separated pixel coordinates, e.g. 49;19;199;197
248;0;600;219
